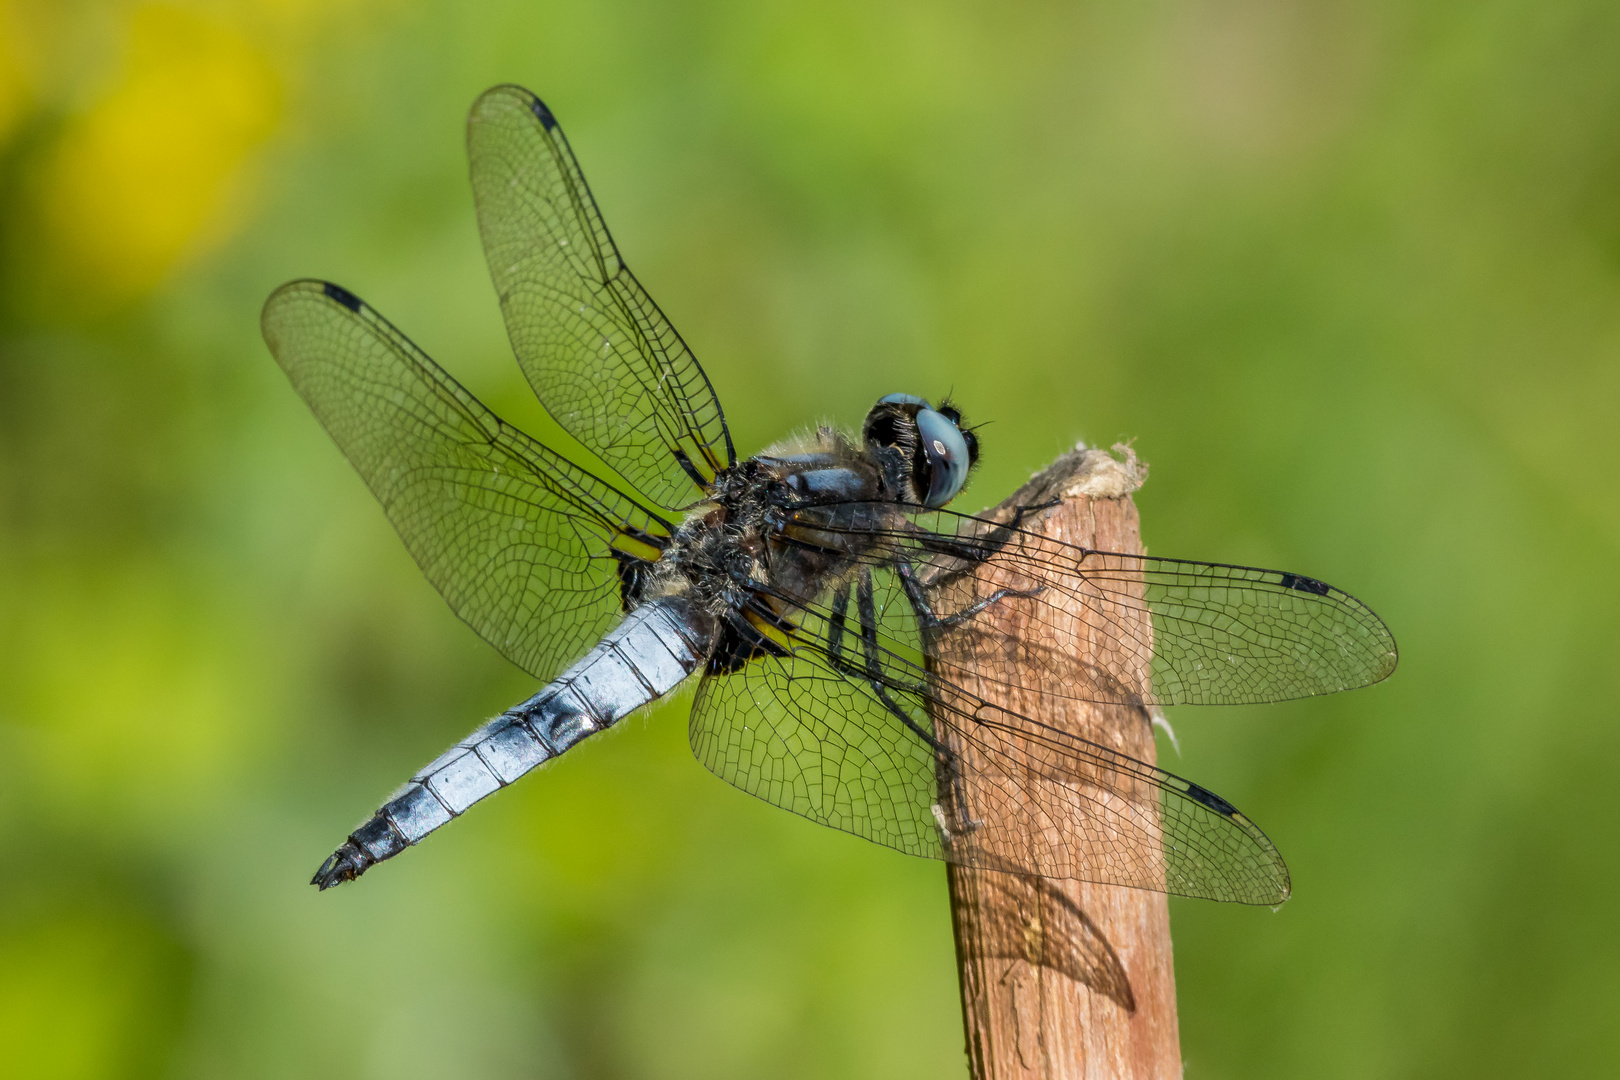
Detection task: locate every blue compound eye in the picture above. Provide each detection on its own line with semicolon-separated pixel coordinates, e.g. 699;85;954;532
915;407;970;508
877;392;931;409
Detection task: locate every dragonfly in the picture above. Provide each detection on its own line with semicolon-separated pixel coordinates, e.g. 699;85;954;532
262;85;1397;904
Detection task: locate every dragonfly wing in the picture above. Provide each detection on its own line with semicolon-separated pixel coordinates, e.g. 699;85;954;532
802;504;1398;707
688;581;942;865
688;568;1290;903
261;279;674;683
467;84;734;513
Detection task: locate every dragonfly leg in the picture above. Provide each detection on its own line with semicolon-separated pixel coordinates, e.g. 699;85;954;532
821;573;966;819
824;584;850;668
1010;496;1061;524
931;759;983;842
900;502;1054;590
818;585;870;685
852;568;950;758
895;561;1042;632
824;571;982;852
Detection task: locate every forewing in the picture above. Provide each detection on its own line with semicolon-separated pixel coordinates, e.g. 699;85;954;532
805;505;1398;707
689;570;1290;903
467;84;734;512
261;279;672;683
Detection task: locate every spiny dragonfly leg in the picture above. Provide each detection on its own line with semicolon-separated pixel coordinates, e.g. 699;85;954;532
1005;496;1061;529
930;766;983;848
902;499;1055;590
825;584;850;668
935;722;983;837
895;561;1043;632
825;572;978;839
848;568;949;757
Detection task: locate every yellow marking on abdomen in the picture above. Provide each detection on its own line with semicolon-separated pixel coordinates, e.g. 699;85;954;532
610;532;664;563
744;607;796;652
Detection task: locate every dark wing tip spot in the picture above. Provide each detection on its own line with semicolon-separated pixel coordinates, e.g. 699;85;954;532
529;97;557;130
321;282;363;312
1279;572;1331;596
1185;782;1238;817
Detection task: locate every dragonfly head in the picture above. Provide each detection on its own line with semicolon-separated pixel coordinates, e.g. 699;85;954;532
863;394;980;508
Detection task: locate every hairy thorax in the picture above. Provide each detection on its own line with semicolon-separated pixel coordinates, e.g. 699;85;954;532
647;425;909;670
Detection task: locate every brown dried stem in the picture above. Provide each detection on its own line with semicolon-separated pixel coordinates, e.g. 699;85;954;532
941;445;1181;1080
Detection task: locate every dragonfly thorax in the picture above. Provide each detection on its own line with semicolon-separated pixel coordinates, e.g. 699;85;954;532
654;423;936;674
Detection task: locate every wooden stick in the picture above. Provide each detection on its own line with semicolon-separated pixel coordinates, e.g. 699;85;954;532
940;445;1182;1080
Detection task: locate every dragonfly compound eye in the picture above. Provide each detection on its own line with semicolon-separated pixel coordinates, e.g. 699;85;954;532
916;407;971;508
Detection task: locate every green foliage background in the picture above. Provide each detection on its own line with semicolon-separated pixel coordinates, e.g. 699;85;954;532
2;1;1617;1077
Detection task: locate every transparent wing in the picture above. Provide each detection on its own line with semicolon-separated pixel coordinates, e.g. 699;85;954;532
467;84;734;513
690;620;939;862
797;504;1399;708
261;279;673;683
689;568;1290;904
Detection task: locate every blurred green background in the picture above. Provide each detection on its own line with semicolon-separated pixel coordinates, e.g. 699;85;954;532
2;1;1617;1077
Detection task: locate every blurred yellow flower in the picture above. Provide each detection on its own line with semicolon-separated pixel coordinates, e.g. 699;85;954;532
34;4;281;303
